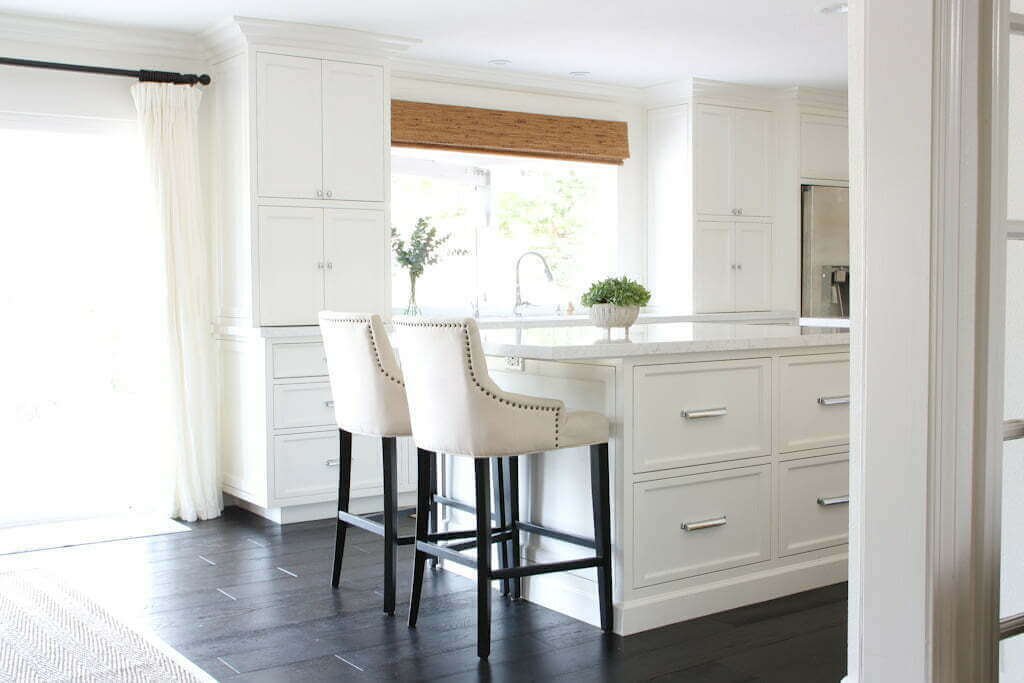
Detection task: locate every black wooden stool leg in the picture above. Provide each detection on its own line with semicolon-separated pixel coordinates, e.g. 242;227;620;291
491;458;510;597
408;448;432;627
474;459;492;659
382;437;399;615
332;429;353;588
428;451;439;569
503;456;522;600
590;443;613;632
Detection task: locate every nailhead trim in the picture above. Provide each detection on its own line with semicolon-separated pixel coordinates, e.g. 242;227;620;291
320;315;403;387
394;319;561;448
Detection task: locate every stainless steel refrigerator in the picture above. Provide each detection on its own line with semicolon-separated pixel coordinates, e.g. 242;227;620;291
801;185;850;318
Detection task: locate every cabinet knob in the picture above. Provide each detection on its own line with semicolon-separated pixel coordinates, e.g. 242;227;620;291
317;262;325;269
736;208;743;215
325;261;333;270
325;458;340;467
731;208;738;215
736;264;743;270
316;189;324;199
325;190;333;199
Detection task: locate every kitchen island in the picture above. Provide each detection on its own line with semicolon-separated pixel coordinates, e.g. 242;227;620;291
439;320;851;635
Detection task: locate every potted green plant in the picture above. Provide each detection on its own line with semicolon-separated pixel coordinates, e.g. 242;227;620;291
580;276;652;341
391;217;462;315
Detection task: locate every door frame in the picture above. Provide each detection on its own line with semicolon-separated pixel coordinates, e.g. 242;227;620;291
848;0;1008;680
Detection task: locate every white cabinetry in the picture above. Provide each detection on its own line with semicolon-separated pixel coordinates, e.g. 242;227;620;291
257;207;387;326
256;53;385;202
647;85;776;314
209;20;405;522
694;221;771;312
799;114;849;182
695;104;773;218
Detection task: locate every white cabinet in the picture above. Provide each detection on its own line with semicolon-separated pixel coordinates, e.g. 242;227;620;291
800;114;849;182
633;358;772;472
633;463;772;587
256;53;385;202
694;221;772;313
324;209;388;314
258;207;324;326
695;104;773;218
776;353;850;453
258;207;386;326
777;452;850;557
322;60;386;202
256;53;324;201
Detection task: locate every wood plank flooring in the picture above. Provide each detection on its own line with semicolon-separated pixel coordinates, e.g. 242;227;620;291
0;507;847;681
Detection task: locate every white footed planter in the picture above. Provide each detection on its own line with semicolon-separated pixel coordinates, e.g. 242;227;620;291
589;304;641;341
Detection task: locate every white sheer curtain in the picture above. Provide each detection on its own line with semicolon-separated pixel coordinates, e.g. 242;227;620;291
132;83;221;522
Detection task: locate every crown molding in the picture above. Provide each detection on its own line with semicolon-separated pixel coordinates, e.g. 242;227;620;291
784;85;848;112
390;57;644;104
203;16;420;64
0;11;203;61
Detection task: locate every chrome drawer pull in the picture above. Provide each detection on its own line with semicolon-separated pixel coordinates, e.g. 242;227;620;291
817;395;850;406
817;495;849;506
681;407;728;419
681;516;727;532
324;400;335;408
325;458;340;467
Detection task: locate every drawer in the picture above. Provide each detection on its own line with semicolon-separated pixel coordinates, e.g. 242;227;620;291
272;341;328;379
633;464;771;587
776;353;850;453
272;382;335;430
633;359;771;472
778;453;849;556
272;431;384;501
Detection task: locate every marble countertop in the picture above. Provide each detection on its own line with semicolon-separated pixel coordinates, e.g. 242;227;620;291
479;321;850;360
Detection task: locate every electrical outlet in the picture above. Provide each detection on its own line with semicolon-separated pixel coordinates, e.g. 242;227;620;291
504;356;525;372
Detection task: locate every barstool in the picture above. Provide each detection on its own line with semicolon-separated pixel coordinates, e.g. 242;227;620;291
394;317;613;659
319;312;511;615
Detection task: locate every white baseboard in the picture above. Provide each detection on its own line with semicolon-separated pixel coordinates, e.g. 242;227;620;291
224;492;417;525
440;550;847;636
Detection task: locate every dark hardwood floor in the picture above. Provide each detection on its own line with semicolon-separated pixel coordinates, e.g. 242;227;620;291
0;507;847;681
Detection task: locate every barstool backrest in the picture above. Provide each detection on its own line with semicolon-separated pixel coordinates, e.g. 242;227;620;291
319;312;411;437
394;317;564;457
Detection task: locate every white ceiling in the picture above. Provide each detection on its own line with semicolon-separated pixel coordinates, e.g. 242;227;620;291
0;0;848;89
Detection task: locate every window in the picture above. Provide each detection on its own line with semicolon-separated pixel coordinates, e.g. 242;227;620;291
390;147;618;317
0;115;174;527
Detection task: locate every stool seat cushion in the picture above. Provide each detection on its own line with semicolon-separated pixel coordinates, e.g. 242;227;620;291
559;410;610;449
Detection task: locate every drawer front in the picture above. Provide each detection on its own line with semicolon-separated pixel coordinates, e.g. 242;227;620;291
633;359;771;472
272;342;328;379
273;382;335;430
633;464;771;587
778;453;849;556
776;353;850;453
273;431;383;501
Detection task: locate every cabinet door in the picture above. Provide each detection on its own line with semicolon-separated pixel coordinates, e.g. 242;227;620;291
323;209;388;314
256;53;323;200
694;105;733;216
693;221;735;312
322;61;386;202
733;223;771;311
258;207;324;326
731;108;772;217
800;114;849;181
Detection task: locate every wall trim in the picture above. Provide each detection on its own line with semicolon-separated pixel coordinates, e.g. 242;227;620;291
0;10;203;61
390;56;644;104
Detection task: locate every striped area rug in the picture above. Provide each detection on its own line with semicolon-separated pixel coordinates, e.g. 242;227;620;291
0;570;213;682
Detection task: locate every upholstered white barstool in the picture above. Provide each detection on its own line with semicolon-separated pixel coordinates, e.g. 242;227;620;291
319;312;414;615
394;317;613;659
319;312;510;615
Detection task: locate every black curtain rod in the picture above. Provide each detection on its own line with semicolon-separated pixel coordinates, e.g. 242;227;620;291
0;56;211;85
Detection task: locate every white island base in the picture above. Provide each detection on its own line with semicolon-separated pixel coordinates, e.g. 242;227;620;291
438;321;851;635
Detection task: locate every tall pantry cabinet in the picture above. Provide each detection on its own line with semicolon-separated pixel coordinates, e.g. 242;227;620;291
647;81;776;314
207;20;417;523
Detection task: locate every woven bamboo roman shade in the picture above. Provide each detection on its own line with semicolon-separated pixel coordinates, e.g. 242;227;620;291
391;100;630;165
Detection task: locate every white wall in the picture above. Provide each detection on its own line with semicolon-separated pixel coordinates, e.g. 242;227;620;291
389;73;648;282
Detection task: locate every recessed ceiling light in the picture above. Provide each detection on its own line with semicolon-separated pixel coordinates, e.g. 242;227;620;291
819;2;849;14
569;71;591;79
488;59;511;66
